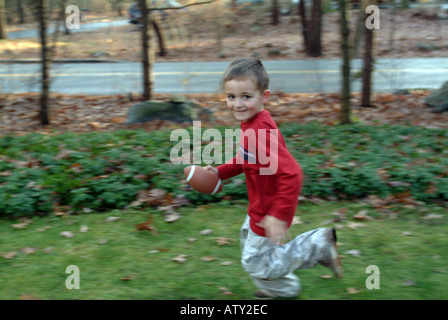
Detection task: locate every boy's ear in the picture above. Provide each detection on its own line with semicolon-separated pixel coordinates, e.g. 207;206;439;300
262;90;271;104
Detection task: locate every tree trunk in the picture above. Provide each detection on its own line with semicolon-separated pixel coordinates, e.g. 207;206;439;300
0;0;7;40
139;0;153;101
272;0;279;25
17;0;26;24
351;0;367;59
298;0;309;52
339;0;352;124
299;0;322;57
361;14;374;107
152;19;166;56
39;0;50;125
309;0;322;56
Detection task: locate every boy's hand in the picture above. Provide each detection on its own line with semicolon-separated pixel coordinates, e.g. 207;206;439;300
204;165;219;177
257;215;287;245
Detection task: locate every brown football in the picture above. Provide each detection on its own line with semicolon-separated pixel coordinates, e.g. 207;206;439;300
184;165;223;195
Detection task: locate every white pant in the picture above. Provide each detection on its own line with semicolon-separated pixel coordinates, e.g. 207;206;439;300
240;215;329;297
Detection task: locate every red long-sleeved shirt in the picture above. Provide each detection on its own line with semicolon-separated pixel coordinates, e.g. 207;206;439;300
217;110;303;237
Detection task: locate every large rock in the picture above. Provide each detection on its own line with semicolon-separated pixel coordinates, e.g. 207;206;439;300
425;81;448;113
126;96;201;124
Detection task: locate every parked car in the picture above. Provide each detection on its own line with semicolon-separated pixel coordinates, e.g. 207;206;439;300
129;2;141;25
128;1;181;25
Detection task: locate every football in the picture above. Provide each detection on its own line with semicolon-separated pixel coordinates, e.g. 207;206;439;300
184;165;223;195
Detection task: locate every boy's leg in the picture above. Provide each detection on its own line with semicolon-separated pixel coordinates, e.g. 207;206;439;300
252;272;301;298
240;216;299;297
241;225;343;298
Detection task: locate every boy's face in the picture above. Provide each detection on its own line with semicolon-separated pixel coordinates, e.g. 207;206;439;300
224;78;270;122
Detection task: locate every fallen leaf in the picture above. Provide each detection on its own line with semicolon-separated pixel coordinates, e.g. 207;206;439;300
345;249;362;257
332;209;347;222
173;254;188;263
54;149;75;160
321;275;333;279
60;231;74;238
291;216;303;225
200;229;213;236
21;247;38;255
187;238;197;242
347;287;360;294
79;225;89;233
2;252;17;259
201;256;217;262
220;261;234;266
213;237;234;246
121;276;133;281
43;247;54;254
217;286;232;295
353;210;374;221
105;216;120;222
11;220;32;229
135;216;158;235
422;213;444;220
165;211;181;223
346;222;367;229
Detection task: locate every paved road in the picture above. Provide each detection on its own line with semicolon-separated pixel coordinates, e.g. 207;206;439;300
1;58;446;95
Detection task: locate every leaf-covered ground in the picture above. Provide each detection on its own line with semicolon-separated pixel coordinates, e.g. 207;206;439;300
1;5;447;62
1;90;447;136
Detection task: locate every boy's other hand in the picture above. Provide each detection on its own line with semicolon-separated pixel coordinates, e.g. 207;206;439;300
257;215;287;245
204;165;219;177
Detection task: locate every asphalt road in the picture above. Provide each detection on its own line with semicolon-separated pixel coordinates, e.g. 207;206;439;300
1;58;447;95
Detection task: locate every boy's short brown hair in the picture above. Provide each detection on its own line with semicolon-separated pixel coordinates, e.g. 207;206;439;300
222;57;269;92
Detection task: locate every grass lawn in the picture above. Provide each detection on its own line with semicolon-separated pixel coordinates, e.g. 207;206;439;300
1;200;447;300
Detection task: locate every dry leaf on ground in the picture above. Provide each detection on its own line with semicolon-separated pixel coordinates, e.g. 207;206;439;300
21;247;38;255
135;216;158;235
2;252;17;259
347;287;360;294
60;231;74;238
79;225;90;233
345;249;362;257
213;237;234;246
200;256;217;262
173;254;188;263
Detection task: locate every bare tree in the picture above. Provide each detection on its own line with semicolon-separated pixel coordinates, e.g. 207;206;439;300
0;0;7;39
139;0;153;101
338;0;352;124
139;0;218;100
298;0;323;57
361;26;373;107
38;0;50;125
272;0;279;25
361;2;375;108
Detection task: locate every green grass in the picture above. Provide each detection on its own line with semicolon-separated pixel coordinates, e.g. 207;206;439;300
1;200;447;300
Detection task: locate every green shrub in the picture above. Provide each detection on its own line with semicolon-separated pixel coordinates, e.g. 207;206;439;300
0;124;447;217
